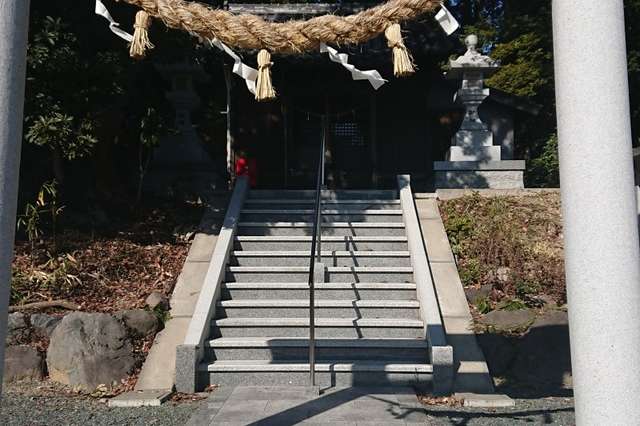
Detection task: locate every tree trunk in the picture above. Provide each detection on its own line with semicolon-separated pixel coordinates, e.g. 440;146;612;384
52;147;65;185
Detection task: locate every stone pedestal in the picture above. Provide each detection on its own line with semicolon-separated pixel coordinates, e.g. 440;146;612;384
448;130;502;162
434;161;525;190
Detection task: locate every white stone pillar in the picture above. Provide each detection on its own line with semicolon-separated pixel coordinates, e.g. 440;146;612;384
552;1;640;423
0;0;30;393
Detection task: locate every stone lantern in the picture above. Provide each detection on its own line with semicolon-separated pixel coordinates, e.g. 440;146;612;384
434;35;525;189
146;61;218;196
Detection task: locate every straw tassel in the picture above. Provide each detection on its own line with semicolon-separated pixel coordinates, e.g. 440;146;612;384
130;10;154;60
255;49;276;102
384;23;416;78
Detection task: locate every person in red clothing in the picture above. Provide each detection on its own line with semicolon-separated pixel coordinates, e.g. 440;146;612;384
235;149;258;188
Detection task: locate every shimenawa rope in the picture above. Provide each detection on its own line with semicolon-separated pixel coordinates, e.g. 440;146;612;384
116;0;447;100
115;0;441;54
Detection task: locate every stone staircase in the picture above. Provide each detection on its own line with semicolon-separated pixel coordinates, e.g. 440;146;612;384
177;178;452;393
197;188;434;388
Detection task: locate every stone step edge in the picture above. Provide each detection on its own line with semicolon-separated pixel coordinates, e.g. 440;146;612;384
201;361;433;373
234;236;408;241
215;318;424;327
206;337;429;349
238;222;405;228
232;251;410;257
226;266;414;273
223;283;417;289
245;199;401;204
217;299;420;308
241;209;402;215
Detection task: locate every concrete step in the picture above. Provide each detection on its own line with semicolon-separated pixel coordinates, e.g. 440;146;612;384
237;222;406;237
205;337;429;362
213;317;424;338
243;199;401;210
247;190;398;200
222;282;417;300
215;299;421;319
240;209;403;223
199;360;432;387
233;236;409;251
225;266;414;283
229;251;412;267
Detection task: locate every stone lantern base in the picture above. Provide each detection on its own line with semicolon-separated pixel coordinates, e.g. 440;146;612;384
434;160;525;190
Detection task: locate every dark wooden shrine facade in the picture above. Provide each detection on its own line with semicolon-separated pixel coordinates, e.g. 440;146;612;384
222;2;533;190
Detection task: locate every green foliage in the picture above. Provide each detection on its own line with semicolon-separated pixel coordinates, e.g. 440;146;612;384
515;278;542;299
151;305;172;325
442;195;477;256
528;134;559;187
17;180;64;250
26;112;98;161
459;258;482;286
498;298;528;312
474;296;492;314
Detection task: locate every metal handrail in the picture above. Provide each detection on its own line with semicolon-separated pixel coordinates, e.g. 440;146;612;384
308;115;326;387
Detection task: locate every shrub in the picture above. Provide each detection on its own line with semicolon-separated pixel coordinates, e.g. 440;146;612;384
440;192;565;306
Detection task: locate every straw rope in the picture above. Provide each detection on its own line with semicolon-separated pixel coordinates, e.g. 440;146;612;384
130;10;155;59
384;23;416;77
115;0;442;54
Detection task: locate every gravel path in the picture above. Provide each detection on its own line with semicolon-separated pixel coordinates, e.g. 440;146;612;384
0;383;198;426
0;385;574;425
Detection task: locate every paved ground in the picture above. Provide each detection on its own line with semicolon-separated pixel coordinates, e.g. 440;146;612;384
0;382;575;425
186;386;575;425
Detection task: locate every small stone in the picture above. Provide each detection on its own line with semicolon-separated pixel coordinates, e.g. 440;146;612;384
465;284;492;304
30;313;61;337
3;345;44;382
145;292;169;311
496;267;512;283
7;312;30;345
115;310;159;336
479;309;536;331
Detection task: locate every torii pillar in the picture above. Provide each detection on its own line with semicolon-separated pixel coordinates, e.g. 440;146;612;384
553;1;640;423
0;0;30;393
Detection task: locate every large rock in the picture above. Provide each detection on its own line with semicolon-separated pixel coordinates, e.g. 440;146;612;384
479;309;536;331
47;313;136;390
511;310;572;388
6;312;30;345
30;313;61;338
477;333;517;376
115;310;159;336
3;345;44;382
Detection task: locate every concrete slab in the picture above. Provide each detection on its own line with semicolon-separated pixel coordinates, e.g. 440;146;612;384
189;387;437;425
456;392;515;408
429;263;471;318
186;233;219;263
134;317;191;391
169;261;211;318
418;219;456;264
107;389;172;407
414;199;441;220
